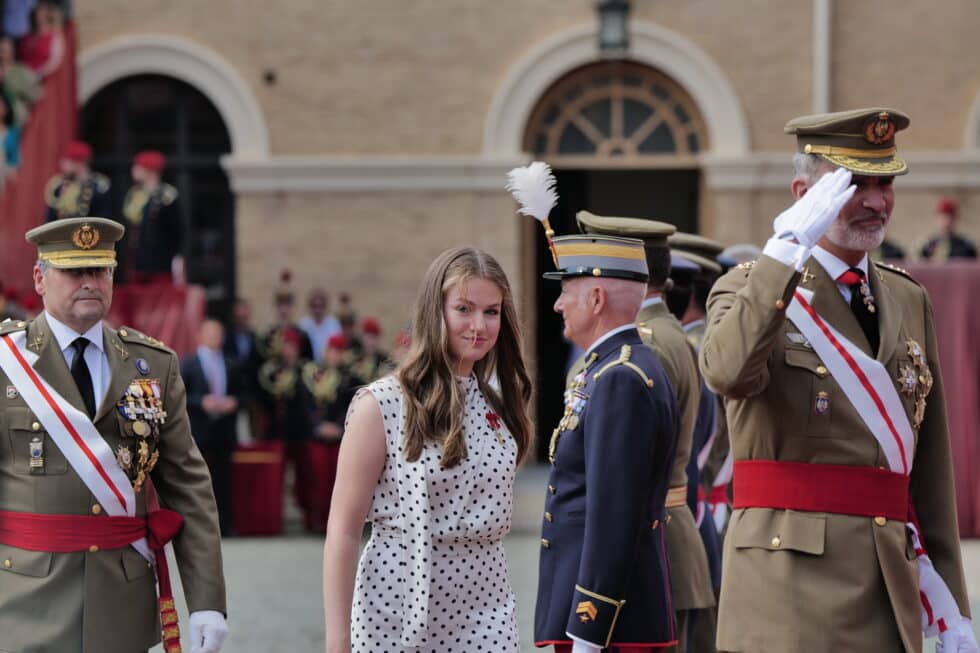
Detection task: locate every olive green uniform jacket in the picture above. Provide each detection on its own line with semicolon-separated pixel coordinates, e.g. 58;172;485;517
637;301;715;615
699;255;968;653
0;315;226;653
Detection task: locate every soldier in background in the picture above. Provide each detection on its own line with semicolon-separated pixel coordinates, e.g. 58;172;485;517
43;140;112;223
261;269;315;363
351;317;392;383
919;197;977;261
122;150;184;284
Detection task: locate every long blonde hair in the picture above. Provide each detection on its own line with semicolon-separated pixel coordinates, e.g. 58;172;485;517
397;248;532;468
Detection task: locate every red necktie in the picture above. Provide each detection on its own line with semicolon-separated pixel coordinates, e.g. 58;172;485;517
836;267;879;354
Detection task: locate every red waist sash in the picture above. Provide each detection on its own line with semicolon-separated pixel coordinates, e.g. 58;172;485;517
732;460;909;522
0;509;185;653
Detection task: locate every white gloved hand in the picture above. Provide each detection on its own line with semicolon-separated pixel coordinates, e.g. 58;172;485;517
771;167;856;248
936;617;979;653
571;639;603;653
189;610;229;653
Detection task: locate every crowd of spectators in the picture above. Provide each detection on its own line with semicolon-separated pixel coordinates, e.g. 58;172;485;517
0;0;67;187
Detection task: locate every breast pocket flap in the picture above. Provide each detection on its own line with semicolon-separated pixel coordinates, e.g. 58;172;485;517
732;509;826;555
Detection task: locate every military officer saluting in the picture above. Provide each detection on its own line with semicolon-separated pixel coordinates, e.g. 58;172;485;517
0;218;228;653
700;109;976;652
575;213;715;653
533;234;680;652
43;140;112;223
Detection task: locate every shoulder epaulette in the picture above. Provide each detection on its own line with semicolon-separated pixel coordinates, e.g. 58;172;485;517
0;318;29;336
874;260;920;285
592;344;655;388
159;184;179;206
43;175;63;207
92;173;111;193
117;326;173;353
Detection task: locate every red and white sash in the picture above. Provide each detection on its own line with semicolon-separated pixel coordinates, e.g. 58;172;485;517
0;331;152;563
786;288;960;636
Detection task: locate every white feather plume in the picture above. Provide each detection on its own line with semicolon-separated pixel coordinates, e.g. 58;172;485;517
505;161;558;223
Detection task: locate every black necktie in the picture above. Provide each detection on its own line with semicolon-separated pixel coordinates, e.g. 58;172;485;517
70;337;97;418
838;267;879;355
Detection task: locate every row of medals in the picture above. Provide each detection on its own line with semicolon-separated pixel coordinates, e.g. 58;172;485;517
116;378;166;492
549;366;591;464
899;339;932;430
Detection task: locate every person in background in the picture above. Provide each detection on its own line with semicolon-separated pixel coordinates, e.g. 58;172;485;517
223;297;262;424
0;35;42;126
44;140;113;222
17;0;64;78
3;0;36;44
351;317;391;383
919;197;977;261
261;269;314;363
299;287;340;363
122;150;184;284
0;89;19;169
182;319;241;536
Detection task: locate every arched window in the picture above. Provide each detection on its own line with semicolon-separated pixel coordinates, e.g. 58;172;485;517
82;74;235;315
523;61;708;163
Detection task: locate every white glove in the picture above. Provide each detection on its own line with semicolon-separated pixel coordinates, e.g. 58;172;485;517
571;639;602;653
936;617;979;653
772;167;855;248
189;610;229;653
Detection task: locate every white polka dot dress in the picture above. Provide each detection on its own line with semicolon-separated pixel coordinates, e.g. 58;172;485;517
351;374;520;652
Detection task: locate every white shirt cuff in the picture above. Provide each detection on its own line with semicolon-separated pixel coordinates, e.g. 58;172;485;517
567;633;602;653
762;236;811;271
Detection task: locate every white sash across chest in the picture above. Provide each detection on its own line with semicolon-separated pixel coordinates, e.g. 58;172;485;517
0;332;152;563
786;288;960;636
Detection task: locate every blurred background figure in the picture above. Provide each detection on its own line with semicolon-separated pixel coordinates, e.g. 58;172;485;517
0;35;42;127
261;269;314;362
17;0;64;79
123;149;184;284
299;287;340;363
919;197;978;261
43;139;111;221
351;316;391;382
223;297;262;436
0;89;18;171
182;318;241;536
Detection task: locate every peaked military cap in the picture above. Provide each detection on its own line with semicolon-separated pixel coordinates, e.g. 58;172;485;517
25;217;124;269
543;234;649;283
785;107;910;176
575;211;676;247
668;232;723;276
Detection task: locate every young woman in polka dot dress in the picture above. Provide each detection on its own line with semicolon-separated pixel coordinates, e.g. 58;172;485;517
323;248;533;652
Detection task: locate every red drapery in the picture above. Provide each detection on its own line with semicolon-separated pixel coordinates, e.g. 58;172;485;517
0;23;77;293
904;262;980;538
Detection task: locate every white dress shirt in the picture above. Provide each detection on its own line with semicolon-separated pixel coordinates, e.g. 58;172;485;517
810;245;869;303
45;312;111;412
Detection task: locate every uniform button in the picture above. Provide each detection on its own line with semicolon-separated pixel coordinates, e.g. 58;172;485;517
16;322;26;328
540;538;550;549
91;504;102;515
119;329;129;337
771;536;781;548
31;422;41;432
651;519;660;530
88;545;99;553
2;559;10;568
544;512;553;522
665;514;673;525
816;365;828;376
548;484;556;494
775;299;785;310
874;516;887;527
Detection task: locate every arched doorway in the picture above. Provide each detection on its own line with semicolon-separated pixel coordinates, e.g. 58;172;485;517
81;74;235;317
524;60;709;460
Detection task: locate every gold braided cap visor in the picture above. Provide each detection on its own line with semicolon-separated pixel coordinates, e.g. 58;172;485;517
38;248;118;269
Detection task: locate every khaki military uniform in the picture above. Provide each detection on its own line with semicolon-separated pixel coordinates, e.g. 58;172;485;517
638;301;715;650
700;256;969;652
0;315;226;653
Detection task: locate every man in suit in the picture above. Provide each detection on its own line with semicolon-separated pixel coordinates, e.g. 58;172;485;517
122;150;184;284
535;234;679;652
575;213;715;653
0;217;228;653
182;318;240;536
43;140;112;223
700;108;975;652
